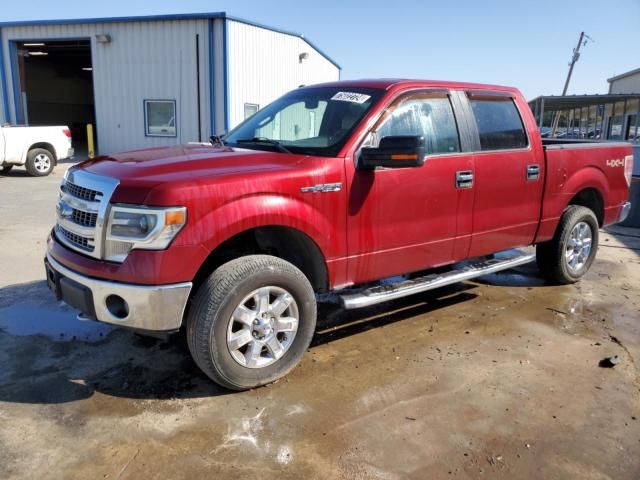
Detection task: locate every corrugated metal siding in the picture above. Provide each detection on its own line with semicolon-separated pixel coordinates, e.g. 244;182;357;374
226;20;339;129
609;74;640;94
1;20;211;154
0;28;8;124
212;18;226;135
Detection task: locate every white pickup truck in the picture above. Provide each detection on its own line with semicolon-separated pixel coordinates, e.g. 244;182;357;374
0;125;74;176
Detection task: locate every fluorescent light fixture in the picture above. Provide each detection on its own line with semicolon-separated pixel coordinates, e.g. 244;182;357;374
24;42;45;47
82;67;93;71
95;34;111;44
28;51;48;56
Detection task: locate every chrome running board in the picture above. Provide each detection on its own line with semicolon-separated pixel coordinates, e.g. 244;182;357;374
339;250;536;310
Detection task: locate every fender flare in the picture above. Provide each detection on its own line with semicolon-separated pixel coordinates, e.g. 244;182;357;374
562;166;610;206
194;193;335;258
21;141;57;165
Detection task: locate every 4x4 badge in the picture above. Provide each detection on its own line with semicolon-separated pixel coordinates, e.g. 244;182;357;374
606;159;624;168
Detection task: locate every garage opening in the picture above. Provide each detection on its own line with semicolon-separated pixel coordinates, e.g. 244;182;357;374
16;39;95;156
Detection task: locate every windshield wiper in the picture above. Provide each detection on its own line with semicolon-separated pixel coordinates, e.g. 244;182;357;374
234;137;292;154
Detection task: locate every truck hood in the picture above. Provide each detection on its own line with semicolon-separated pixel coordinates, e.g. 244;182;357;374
76;144;309;203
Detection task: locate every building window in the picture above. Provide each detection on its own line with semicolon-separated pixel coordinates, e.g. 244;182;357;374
626;114;638;142
144;100;176;137
608;116;624;140
244;103;259;120
608;101;625;141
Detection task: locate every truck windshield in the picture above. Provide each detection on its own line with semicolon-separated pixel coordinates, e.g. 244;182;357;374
224;87;384;157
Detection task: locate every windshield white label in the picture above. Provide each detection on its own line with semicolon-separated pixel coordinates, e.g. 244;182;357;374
331;92;371;104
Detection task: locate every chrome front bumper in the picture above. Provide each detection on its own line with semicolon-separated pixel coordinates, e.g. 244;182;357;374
618;201;632;224
45;253;192;332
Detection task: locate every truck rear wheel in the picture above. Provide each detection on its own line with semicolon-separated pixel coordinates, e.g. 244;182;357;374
536;205;599;284
186;255;317;390
25;148;55;176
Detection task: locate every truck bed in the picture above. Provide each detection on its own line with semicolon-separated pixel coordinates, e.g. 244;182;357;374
535;138;633;242
543;138;639;176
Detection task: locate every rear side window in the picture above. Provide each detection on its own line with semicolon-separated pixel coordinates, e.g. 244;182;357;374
469;98;528;150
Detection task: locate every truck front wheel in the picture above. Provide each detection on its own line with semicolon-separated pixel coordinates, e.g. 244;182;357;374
536;205;599;284
186;255;317;390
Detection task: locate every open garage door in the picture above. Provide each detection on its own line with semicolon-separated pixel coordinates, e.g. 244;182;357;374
16;40;96;156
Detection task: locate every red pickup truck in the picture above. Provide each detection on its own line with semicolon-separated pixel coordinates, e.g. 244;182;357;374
45;79;633;390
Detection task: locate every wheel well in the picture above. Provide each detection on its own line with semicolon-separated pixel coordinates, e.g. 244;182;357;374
29;143;57;162
568;188;604;226
192;226;329;293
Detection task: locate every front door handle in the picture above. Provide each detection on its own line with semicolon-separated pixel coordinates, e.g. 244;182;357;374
527;164;540;181
456;170;474;189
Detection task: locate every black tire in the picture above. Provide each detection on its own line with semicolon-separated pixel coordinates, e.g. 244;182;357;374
186;255;317;390
536;205;599;284
25;148;55;176
1;165;13;174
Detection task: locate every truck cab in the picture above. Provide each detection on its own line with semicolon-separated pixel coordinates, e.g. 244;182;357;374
44;79;633;390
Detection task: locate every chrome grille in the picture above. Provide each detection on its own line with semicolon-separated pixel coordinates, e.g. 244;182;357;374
57;225;93;252
63;181;101;202
72;209;98;227
55;169;119;259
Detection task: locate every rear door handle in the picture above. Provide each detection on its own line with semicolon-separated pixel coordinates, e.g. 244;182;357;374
527;164;540;181
456;170;474;189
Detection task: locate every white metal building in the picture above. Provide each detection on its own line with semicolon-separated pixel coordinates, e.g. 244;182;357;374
608;67;640;94
0;12;340;154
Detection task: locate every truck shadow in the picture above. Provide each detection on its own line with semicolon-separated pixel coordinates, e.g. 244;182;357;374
0;168;32;178
0;280;481;404
603;226;640;259
0;159;80;178
312;283;478;346
470;261;549;288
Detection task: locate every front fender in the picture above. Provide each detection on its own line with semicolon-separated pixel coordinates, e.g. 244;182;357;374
190;193;337;258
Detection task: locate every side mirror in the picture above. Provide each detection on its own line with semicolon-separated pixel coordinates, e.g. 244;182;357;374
358;135;426;170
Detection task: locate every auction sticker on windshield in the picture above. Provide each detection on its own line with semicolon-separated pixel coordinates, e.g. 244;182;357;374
331;92;371;104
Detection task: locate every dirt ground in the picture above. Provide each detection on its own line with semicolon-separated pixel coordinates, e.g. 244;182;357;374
1;162;639;479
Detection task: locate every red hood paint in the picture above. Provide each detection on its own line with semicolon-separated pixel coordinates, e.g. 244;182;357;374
77;144;310;204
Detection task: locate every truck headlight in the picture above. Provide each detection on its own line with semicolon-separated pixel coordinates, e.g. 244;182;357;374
104;205;186;262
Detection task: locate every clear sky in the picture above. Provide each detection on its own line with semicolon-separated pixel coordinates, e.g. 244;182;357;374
3;0;639;100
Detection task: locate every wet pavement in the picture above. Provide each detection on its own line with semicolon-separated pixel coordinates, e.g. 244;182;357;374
1;165;639;479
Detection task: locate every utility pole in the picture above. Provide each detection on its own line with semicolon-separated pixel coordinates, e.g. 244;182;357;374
551;31;593;136
562;31;585;96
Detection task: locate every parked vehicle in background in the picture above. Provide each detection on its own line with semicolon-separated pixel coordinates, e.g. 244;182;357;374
0;125;74;176
44;79;633;390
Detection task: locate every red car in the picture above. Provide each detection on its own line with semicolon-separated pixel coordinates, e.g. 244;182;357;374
45;79;633;389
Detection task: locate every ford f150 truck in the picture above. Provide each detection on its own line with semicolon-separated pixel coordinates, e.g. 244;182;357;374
44;80;633;390
1;124;74;176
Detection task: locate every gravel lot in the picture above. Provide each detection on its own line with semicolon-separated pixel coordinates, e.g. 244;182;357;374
1;162;639;479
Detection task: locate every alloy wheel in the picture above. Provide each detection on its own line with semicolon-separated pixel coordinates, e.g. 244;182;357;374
226;286;299;368
565;221;592;273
